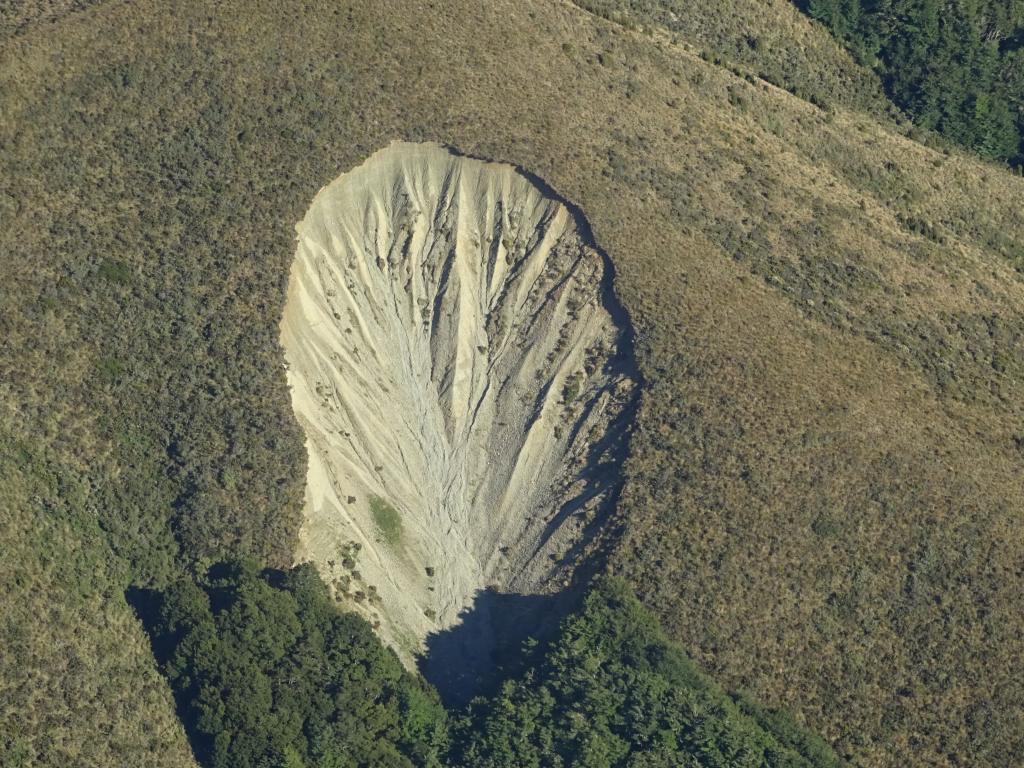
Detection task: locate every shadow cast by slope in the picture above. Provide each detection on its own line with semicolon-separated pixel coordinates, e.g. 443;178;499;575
418;587;575;708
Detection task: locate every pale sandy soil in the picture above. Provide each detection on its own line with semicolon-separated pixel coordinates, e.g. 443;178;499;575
280;142;634;661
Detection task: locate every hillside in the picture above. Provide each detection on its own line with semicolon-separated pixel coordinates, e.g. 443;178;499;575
2;0;1023;766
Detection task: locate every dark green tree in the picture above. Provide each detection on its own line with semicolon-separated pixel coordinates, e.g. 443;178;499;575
800;0;1024;164
149;560;449;768
451;578;840;768
145;564;838;767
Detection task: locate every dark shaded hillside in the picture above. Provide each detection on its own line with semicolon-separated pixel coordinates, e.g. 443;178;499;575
2;1;1024;765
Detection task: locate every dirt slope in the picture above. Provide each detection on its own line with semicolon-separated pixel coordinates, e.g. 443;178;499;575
281;142;635;657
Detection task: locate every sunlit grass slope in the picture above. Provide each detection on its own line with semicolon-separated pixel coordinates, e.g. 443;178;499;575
2;0;1023;765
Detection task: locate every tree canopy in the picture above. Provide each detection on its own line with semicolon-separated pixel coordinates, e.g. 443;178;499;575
452;578;840;768
147;560;448;768
802;0;1024;164
146;564;839;768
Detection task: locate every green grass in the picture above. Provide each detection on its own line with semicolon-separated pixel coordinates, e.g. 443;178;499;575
370;496;403;546
561;372;583;405
96;356;125;383
97;258;132;285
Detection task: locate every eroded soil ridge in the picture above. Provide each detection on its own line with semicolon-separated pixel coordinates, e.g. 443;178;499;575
280;142;636;659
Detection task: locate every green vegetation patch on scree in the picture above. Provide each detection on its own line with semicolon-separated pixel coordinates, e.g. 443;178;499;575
371;496;404;546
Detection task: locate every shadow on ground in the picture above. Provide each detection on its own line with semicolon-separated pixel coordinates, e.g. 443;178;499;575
418;587;576;708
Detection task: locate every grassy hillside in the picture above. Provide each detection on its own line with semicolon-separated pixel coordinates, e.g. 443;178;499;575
0;0;105;40
2;0;1023;766
573;0;897;118
0;436;196;766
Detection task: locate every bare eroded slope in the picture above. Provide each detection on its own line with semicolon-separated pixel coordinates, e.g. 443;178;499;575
280;142;635;657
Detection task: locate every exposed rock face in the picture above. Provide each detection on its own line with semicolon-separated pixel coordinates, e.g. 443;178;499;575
280;142;635;660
